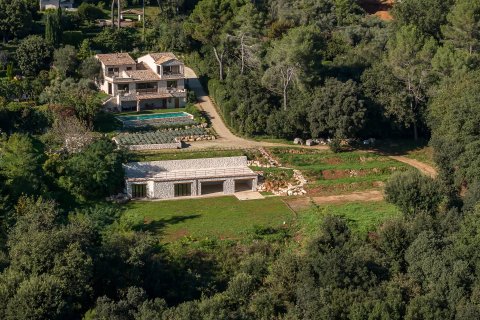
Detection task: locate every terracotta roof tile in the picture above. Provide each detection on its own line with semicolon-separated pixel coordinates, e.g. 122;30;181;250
149;52;179;65
96;53;136;66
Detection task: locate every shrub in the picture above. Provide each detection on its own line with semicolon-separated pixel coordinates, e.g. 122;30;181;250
62;31;84;47
385;170;442;217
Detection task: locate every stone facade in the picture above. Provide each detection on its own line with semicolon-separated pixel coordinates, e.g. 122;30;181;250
125;142;182;151
124;157;258;199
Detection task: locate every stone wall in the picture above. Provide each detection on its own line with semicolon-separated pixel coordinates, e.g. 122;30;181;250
126;142;182;151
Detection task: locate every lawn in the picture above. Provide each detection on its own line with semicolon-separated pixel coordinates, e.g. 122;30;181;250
119;196;294;242
129;148;260;162
268;148;408;195
297;201;400;236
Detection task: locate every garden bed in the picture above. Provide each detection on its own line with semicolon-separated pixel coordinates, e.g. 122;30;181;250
114;127;214;149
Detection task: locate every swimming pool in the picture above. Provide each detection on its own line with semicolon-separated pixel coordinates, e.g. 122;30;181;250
118;112;192;122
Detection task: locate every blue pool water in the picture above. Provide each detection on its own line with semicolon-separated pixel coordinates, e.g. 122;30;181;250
118;112;191;122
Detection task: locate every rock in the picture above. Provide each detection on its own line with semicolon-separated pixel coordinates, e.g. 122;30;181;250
306;139;315;146
294;138;304;145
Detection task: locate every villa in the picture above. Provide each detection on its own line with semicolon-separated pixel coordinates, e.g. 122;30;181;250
96;52;187;112
124;157;258;199
39;0;74;10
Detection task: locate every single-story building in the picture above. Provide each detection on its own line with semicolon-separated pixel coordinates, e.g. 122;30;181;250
124;156;258;199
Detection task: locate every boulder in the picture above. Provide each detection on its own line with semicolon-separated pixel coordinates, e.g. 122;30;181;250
294;138;304;145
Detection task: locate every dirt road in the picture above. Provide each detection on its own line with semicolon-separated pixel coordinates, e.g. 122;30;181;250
389;156;437;177
185;67;329;150
185;67;438;179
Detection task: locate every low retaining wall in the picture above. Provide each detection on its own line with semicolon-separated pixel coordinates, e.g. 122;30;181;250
125;142;182;150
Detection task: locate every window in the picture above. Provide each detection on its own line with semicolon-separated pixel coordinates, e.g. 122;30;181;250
118;84;129;93
167;80;177;89
126;67;132;71
132;184;147;198
174;183;192;197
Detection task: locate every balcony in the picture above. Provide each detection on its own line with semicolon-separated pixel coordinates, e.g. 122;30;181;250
106;72;120;78
160;72;184;79
136;88;158;95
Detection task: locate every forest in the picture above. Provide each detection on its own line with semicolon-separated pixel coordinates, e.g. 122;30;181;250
0;0;480;319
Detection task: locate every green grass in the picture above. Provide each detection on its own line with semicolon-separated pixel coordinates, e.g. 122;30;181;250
120;196;294;242
297;201;400;236
268;147;407;194
252;136;294;145
129;149;257;162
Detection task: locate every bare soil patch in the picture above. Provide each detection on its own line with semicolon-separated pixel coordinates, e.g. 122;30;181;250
359;0;394;21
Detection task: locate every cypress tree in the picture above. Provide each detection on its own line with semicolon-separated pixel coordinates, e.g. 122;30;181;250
45;10;61;47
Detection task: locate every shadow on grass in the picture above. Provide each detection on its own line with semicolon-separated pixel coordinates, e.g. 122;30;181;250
356;139;429;156
133;213;201;235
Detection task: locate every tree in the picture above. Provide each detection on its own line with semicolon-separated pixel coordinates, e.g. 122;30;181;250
262;26;324;110
392;0;453;38
0;0;32;42
185;0;246;80
231;3;263;75
0;134;43;199
16;36;53;76
59;139;124;200
93;28;136;52
45;9;62;47
442;0;480;55
78;39;94;61
307;78;366;139
40;78;102;126
77;2;105;22
0;197;97;319
429;71;480;196
53;46;78;78
364;25;437;140
80;56;102;81
385;170;442;217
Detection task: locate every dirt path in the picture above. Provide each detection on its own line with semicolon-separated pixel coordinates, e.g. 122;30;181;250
389;156;437;177
285;190;384;211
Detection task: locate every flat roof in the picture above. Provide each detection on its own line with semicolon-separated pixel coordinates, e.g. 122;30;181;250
125;156;257;182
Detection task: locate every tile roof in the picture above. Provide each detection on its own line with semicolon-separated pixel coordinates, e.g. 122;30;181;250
125;69;160;81
148;52;179;65
96;53;136;66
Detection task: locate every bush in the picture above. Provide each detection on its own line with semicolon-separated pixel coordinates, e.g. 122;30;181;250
77;3;105;22
62;31;84;47
385;170;443;217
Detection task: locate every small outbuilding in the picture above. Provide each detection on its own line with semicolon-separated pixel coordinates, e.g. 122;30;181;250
124;156;258;199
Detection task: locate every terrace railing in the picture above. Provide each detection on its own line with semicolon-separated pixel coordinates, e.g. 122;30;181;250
136;88;158;94
145;167;255;181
